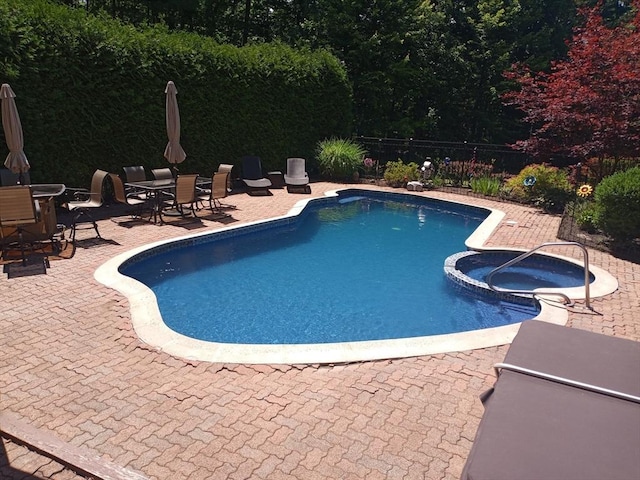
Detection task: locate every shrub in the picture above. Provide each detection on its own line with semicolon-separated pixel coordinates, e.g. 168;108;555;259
573;201;598;233
470;176;501;196
503;163;573;212
594;166;640;240
316;138;367;180
383;160;420;187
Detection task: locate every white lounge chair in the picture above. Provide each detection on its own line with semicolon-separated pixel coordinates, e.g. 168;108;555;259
284;157;311;193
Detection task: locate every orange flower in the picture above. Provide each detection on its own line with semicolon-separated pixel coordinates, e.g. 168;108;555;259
577;184;593;198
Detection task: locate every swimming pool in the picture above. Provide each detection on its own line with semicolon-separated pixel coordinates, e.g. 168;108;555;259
120;193;539;345
95;188;616;364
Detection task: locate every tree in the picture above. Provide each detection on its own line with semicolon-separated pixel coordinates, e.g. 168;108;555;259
49;0;586;143
503;0;640;162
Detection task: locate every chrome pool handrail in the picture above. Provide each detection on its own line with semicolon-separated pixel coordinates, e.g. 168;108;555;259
485;241;591;309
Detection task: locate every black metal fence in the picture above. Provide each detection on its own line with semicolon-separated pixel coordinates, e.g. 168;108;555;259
354;136;533;174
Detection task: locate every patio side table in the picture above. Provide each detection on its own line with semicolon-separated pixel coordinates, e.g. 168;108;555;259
267;171;284;188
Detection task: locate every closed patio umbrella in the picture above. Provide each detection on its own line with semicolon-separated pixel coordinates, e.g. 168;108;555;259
1;83;30;183
163;81;186;174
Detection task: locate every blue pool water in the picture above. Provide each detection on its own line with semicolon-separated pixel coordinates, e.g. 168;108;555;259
121;192;541;344
458;252;594;290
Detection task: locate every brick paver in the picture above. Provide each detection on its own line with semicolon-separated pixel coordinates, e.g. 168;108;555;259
1;182;638;479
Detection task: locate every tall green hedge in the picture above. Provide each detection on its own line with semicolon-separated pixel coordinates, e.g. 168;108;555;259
0;0;352;185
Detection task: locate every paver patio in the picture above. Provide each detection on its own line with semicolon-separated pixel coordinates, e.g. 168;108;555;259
1;182;638;479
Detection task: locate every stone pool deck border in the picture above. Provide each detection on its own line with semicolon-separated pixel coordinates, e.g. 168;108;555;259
2;182;638;479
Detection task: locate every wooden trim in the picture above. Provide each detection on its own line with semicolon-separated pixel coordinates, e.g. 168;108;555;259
0;412;149;480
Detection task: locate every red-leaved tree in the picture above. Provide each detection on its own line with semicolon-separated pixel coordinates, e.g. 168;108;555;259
503;0;640;163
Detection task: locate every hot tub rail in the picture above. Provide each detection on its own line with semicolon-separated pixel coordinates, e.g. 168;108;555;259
486;241;592;309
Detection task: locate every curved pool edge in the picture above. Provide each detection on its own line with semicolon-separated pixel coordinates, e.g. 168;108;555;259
94;189;603;365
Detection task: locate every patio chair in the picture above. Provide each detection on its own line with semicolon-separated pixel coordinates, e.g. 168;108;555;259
241;156;272;195
65;169;108;242
122;165;147;198
217;163;234;192
198;172;230;215
151;168;174;180
0;185;40;265
284;157;311;193
150;167;176;205
163;174;198;220
123;165;146;183
108;173;150;220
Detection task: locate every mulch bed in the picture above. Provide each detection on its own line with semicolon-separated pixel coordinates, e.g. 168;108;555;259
430;185;640;264
557;210;640;264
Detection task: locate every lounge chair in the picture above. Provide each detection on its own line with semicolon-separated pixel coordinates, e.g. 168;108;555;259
65;169;108;242
241;156;271;195
109;173;150;220
461;320;640;480
0;185;40;264
284;157;311;193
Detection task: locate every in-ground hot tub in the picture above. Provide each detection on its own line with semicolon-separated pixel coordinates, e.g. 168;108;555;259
455;250;594;290
444;248;618;306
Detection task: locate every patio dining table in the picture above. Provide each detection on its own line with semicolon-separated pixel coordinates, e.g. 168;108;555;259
125;177;210;224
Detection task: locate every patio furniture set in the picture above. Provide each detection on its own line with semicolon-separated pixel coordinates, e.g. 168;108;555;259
0;156;310;268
